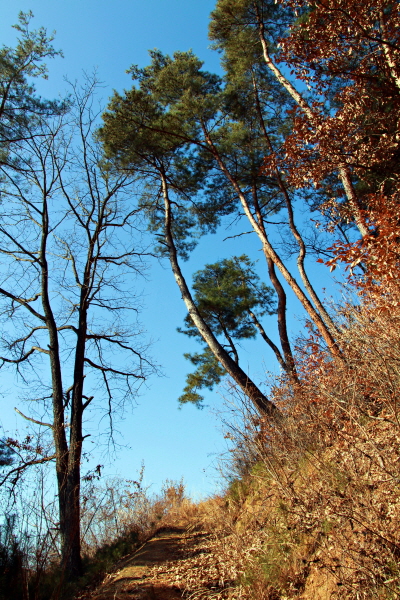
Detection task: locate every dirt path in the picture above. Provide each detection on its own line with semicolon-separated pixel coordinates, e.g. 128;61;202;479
87;526;212;600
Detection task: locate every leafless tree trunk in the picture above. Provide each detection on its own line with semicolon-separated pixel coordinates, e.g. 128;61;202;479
0;79;154;578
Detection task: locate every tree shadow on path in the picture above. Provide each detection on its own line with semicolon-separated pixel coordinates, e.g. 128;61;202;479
87;527;203;600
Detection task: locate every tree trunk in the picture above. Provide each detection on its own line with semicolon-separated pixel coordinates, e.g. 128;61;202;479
250;182;298;378
161;168;278;417
202;127;343;361
255;4;369;239
266;257;297;377
61;462;82;578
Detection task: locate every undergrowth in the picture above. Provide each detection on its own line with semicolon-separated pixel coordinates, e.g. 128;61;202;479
0;478;188;600
149;285;400;599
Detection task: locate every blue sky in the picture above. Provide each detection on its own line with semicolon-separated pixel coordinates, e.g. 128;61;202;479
0;0;340;499
1;1;221;99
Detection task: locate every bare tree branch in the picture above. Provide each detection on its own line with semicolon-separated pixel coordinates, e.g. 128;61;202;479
0;287;45;320
14;407;53;429
83;357;145;379
0;453;56;488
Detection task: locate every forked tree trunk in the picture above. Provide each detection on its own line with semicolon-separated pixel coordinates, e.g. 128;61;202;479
42;199;84;579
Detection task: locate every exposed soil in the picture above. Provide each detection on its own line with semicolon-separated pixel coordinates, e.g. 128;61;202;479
83;526;214;600
77;522;341;600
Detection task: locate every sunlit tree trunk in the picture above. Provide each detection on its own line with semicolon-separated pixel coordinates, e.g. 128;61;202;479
161;167;279;417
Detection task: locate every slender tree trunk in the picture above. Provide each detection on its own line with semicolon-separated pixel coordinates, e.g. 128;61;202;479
250;184;298;377
252;77;339;336
266;257;298;376
202;126;343;361
160;168;278;417
254;3;369;239
248;308;287;372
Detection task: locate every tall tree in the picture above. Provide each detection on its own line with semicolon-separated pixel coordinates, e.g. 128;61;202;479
100;49;343;412
0;12;63;169
100;52;280;416
0;80;154;578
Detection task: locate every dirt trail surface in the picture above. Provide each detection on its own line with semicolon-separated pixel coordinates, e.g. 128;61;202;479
85;526;219;600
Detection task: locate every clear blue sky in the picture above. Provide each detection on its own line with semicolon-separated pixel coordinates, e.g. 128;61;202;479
0;0;340;499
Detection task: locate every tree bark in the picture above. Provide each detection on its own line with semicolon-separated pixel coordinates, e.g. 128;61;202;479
160;168;278;417
254;3;369;239
201;126;343;361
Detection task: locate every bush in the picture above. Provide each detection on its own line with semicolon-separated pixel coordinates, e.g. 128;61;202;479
201;278;400;599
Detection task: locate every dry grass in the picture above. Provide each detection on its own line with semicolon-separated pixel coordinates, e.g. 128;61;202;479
7;287;400;600
155;286;400;600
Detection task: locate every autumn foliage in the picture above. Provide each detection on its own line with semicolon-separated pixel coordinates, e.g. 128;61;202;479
271;0;400;194
180;2;400;598
2;2;400;598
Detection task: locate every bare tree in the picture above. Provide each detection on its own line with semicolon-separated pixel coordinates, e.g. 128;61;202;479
0;78;155;578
